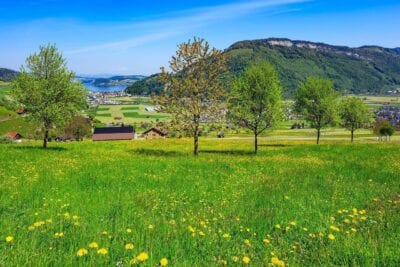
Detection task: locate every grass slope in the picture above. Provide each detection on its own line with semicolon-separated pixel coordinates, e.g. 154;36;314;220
0;139;399;266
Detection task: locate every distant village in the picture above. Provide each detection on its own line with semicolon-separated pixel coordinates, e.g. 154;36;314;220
87;91;131;106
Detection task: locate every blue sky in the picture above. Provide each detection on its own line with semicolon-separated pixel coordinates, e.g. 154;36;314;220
1;0;399;75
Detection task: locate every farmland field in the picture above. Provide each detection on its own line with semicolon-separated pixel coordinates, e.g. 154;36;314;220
94;104;170;125
1;139;399;266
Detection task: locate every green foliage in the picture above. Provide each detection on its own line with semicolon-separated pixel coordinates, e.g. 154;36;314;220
340;97;370;142
11;44;87;148
125;74;164;96
229;62;282;153
154;37;227;155
294;77;339;144
225;39;400;96
63;115;92;141
132;38;400;97
0;135;13;144
373;119;395;141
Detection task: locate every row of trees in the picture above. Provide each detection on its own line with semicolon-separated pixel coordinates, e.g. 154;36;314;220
9;39;393;152
155;38;374;155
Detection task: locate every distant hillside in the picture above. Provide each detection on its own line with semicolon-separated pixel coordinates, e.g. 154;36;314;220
0;68;19;82
129;38;400;97
125;74;164;95
225;38;400;96
76;75;146;87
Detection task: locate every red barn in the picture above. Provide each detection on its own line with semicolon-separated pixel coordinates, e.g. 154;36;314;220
92;126;134;141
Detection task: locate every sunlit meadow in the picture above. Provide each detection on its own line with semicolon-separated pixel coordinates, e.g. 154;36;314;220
1;139;399;266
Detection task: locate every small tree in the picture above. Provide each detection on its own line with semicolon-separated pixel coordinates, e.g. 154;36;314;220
64;115;92;141
340;97;370;142
153;37;226;155
294;77;339;144
229;62;282;154
373;119;395;141
12;44;87;148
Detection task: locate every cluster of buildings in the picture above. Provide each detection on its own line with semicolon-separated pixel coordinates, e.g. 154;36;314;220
386;89;400;94
87;91;131;106
377;106;400;129
92;126;167;141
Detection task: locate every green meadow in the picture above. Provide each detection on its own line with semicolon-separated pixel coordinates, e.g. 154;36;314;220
1;139;399;266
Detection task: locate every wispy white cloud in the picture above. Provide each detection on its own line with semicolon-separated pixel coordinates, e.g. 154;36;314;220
65;0;310;54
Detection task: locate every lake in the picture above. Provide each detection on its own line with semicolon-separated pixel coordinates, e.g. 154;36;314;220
83;83;127;92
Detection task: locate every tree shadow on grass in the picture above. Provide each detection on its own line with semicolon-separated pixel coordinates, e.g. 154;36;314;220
10;146;67;151
130;148;186;157
258;144;292;147
199;150;256;156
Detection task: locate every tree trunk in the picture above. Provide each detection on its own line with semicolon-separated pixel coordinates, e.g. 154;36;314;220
316;128;321;145
193;124;199;156
254;132;258;154
43;128;49;148
351;129;354;143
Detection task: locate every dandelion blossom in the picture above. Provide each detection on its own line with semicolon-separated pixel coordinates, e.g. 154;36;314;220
136;252;149;262
5;236;13;243
328;234;335;240
271;257;285;266
242;256;250;264
125;243;134;250
89;242;98;248
160;258;168;266
97;248;108;255
76;248;88;257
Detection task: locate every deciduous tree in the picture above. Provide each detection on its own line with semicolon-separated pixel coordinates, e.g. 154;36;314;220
340;97;370;142
229;62;282;154
294;77;339;144
153;38;226;155
12;44;87;148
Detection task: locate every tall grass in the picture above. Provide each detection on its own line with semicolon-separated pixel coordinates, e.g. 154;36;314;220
0;139;399;266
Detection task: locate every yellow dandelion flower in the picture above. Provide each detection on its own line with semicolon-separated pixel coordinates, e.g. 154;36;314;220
76;248;88;257
72;215;79;220
242;256;250;264
199;231;205;236
102;231;108;235
232;256;239;262
275;224;281;229
89;242;99;248
126;228;132;233
222;233;230;238
343;218;350;224
54;232;64;238
329;225;340;232
160;258;168;266
263;238;270;244
328;234;335;240
148;224;154;230
130;258;137;265
125;243;134;250
289;221;296;226
360;216;367;221
97;248;108;255
303;227;308;231
188;226;195;233
136;252;149;262
351;228;357;233
6;236;13;243
244;239;251;246
28;226;35;231
271;257;285;266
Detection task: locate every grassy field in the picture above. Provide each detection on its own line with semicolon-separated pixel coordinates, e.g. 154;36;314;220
0;139;399;266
